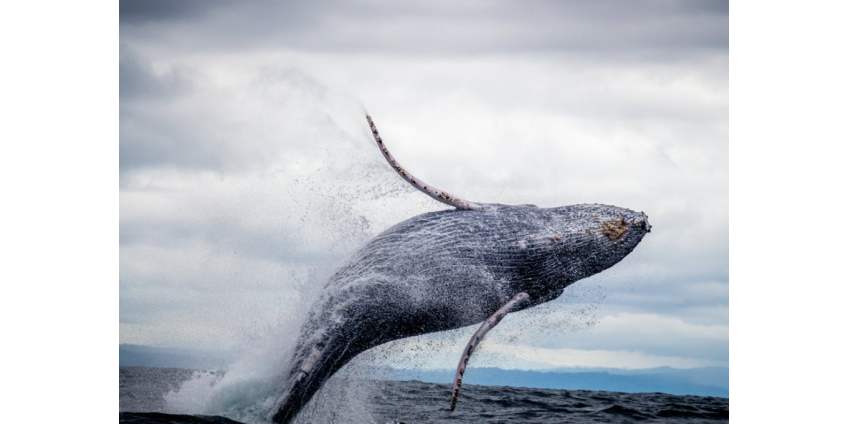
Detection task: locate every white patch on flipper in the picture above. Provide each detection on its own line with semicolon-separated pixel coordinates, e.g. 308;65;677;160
517;240;527;249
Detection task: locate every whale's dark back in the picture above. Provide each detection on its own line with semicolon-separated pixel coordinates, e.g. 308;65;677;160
273;203;650;423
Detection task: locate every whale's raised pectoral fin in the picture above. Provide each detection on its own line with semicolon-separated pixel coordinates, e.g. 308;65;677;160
366;114;482;210
450;292;531;412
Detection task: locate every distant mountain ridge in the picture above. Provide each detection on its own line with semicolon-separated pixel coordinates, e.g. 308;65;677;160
119;344;234;370
379;367;728;398
119;344;728;398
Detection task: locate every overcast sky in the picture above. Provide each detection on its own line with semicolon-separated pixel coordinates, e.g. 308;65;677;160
120;0;728;372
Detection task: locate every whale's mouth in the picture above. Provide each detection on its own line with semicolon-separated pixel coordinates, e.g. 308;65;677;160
631;216;651;233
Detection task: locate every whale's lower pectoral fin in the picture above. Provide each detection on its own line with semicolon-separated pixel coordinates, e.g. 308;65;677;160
450;292;531;412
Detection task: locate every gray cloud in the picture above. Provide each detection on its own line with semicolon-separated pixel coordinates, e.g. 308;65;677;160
119;54;361;175
120;0;230;24
120;0;727;59
120;44;192;101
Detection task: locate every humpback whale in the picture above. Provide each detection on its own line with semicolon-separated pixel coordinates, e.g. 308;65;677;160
271;115;651;423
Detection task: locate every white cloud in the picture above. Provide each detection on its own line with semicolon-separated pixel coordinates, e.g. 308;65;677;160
493;345;726;369
481;311;729;362
354;311;728;371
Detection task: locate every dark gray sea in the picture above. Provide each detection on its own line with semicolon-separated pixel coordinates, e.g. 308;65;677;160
120;366;729;423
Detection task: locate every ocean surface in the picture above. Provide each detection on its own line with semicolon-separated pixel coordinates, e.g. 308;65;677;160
120;366;729;423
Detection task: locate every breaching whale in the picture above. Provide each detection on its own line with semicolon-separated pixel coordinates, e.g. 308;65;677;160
271;115;651;423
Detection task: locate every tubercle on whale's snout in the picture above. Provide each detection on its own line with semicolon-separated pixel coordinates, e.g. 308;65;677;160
601;217;630;241
599;214;651;242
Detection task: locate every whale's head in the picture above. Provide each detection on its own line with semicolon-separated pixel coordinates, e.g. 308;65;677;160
501;203;651;301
